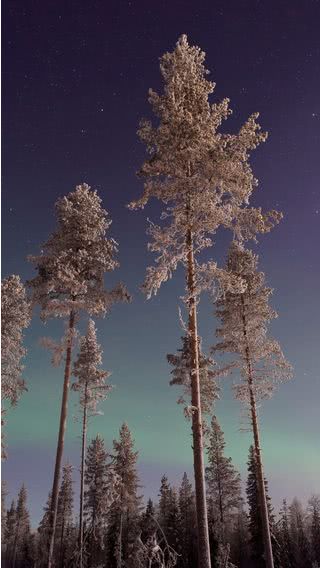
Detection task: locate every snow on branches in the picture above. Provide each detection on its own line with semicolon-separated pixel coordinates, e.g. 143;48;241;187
72;319;111;414
167;335;220;415
214;241;292;405
129;35;282;300
1;275;31;406
28;183;130;320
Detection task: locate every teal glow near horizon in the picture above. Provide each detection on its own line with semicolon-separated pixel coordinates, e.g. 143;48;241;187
3;0;320;527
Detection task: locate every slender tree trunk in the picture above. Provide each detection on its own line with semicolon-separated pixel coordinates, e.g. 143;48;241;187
48;310;75;568
79;386;88;568
240;295;274;568
186;228;211;568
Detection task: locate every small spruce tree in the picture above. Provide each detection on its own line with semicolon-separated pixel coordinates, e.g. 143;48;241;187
107;423;142;568
205;416;242;543
84;435;114;567
55;463;74;566
178;473;197;568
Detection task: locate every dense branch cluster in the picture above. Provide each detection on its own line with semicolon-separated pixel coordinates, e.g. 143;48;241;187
1;275;31;405
129;35;281;300
214;241;292;404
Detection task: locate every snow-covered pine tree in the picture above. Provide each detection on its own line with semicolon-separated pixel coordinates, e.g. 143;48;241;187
28;183;130;567
72;318;111;566
289;498;312;568
309;495;320;567
12;485;31;568
178;473;197;568
167;335;219;417
214;241;292;568
246;446;277;568
205;415;242;545
1;275;31;407
55;463;74;567
107;423;142;568
84;434;113;567
130;35;281;568
1;275;31;458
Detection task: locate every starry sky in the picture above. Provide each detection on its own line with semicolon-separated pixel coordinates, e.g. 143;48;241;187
2;0;320;526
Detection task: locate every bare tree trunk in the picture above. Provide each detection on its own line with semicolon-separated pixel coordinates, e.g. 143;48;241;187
241;295;274;568
187;228;211;568
48;310;75;568
79;386;88;568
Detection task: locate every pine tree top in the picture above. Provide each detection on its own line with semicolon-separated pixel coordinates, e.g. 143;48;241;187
214;241;292;403
129;35;281;299
28;183;130;319
72;318;111;413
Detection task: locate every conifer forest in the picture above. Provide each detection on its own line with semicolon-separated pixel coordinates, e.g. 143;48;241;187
2;2;319;568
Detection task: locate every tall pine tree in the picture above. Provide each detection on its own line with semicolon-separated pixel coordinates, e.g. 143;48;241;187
28;183;129;566
214;242;292;568
107;423;141;568
130;34;280;568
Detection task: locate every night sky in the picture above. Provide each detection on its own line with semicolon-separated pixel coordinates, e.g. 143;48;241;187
3;1;320;525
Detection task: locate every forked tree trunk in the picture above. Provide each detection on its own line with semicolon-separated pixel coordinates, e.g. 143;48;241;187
240;295;274;568
48;310;75;568
186;228;211;568
79;385;88;568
